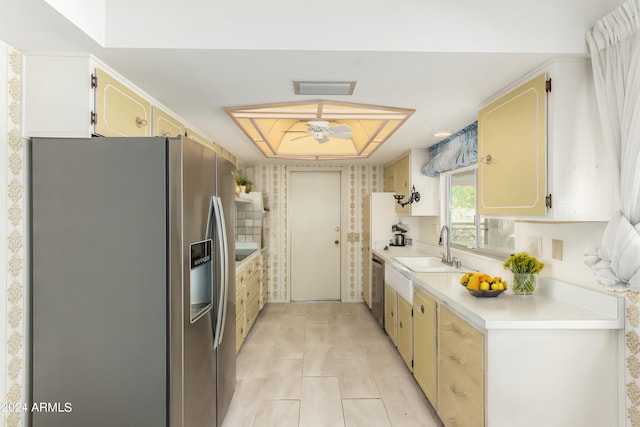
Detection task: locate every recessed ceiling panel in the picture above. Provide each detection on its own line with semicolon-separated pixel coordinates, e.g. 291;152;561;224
225;100;414;160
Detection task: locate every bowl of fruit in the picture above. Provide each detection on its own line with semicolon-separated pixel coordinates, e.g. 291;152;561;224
459;272;507;297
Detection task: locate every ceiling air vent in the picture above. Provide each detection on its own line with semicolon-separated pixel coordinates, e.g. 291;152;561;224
293;81;356;96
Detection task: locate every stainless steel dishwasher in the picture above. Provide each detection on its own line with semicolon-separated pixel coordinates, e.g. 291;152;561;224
371;253;385;329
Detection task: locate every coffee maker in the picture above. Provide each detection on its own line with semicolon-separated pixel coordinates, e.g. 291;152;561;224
390;223;408;246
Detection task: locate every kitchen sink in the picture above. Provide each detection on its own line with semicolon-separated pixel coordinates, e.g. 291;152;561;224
392;256;461;273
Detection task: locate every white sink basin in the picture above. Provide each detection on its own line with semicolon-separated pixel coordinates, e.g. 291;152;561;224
385;266;413;303
392;256;461;273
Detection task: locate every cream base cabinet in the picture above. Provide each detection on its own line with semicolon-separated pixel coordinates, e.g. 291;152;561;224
478;58;615;220
384;283;398;346
413;289;437;405
235;253;262;353
396;295;413;371
385;150;439;216
438;305;484;427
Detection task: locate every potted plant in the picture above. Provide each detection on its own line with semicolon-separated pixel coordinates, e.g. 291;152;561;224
503;252;544;295
235;173;252;193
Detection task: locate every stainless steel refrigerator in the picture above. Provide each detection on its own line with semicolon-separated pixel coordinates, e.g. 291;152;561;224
30;136;236;427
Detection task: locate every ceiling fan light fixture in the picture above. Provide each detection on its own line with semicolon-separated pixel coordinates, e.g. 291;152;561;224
293;81;356;96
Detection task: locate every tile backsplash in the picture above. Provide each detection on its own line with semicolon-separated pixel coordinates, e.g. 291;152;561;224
235;200;263;245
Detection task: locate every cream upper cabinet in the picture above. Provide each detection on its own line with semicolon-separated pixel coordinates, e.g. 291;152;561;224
383;165;395;192
152;106;185;137
95;68;152;137
396;295;413;371
392;155;411;215
413;289;437;405
385;150;439;216
478;74;547;216
478;58;615;221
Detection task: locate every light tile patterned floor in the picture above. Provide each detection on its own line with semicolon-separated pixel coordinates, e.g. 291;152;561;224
222;301;443;427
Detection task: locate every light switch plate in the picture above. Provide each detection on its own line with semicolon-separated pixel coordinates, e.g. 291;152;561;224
552;239;563;260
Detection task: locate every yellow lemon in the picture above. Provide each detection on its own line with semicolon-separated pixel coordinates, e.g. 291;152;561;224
480;281;490;291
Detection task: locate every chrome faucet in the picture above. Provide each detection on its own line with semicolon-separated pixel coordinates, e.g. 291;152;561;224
439;225;461;268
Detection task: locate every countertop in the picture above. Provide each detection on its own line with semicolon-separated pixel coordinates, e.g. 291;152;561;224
373;245;624;331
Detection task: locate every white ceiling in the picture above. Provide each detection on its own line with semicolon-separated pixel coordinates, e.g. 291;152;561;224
0;0;623;165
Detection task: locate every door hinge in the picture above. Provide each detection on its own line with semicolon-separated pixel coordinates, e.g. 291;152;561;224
545;78;552;93
411;309;414;317
90;73;97;89
90;111;97;125
545;193;552;209
411;360;414;368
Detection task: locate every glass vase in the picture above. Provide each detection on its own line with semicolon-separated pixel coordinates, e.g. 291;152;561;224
512;273;537;295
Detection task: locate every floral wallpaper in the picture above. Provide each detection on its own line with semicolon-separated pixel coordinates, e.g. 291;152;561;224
2;42;26;427
245;164;384;303
618;290;640;426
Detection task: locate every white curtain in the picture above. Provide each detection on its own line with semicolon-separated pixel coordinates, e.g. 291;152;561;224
585;0;640;289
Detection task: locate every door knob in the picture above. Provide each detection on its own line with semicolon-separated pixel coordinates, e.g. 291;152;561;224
334;240;340;245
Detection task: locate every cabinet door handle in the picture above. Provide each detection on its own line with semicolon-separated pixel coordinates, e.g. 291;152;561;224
480;154;492;164
415;304;425;314
135;116;148;128
390;310;394;317
450;385;467;397
448;352;466;365
399;321;403;328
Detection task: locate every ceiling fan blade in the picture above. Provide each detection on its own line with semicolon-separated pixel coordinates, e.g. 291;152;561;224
329;132;353;139
290;133;312;141
308;120;330;128
328;124;351;133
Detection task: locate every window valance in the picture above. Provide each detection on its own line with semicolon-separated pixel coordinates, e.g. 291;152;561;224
421;121;478;177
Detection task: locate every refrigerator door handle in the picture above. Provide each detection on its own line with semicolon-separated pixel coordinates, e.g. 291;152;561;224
205;196;215;243
212;196;229;349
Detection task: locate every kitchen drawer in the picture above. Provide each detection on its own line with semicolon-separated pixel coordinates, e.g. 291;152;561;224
237;258;259;287
246;274;260;302
439;348;483;405
439;305;483;372
438;374;484;427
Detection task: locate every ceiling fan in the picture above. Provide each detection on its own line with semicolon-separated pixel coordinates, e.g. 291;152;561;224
289;121;353;143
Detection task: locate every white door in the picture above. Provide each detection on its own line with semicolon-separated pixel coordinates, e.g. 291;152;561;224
290;171;341;301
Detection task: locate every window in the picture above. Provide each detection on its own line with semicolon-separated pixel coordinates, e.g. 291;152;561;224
444;166;515;255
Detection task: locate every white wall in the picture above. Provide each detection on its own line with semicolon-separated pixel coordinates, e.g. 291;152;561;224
515;221;607;291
